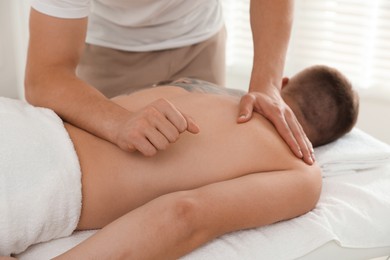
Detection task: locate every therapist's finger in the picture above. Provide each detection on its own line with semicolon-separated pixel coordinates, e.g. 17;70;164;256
127;132;157;157
273;112;302;157
182;114;200;134
150;109;180;143
145;127;170;151
237;93;256;123
284;110;314;164
153;98;199;134
295;116;315;164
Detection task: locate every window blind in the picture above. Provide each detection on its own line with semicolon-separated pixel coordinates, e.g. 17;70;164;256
221;0;390;92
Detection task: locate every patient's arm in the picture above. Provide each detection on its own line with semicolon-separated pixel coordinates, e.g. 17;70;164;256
55;164;321;259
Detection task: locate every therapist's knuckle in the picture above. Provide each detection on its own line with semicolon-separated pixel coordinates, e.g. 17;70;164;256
267;108;283;121
176;119;187;133
144;106;160;118
167;130;179;142
128;129;143;142
245;94;256;104
160;139;170;150
155;98;171;109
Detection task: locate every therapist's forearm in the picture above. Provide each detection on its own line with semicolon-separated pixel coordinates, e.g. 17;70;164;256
249;0;294;93
26;8;200;156
25;8;131;146
25;69;131;145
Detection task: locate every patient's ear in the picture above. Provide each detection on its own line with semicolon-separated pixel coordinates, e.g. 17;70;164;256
281;77;289;89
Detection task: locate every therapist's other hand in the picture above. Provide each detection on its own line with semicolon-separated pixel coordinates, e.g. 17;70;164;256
237;91;315;165
116;98;200;156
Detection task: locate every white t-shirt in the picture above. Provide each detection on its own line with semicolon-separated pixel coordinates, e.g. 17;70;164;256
31;0;224;52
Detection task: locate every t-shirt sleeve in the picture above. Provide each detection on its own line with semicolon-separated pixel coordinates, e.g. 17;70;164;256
31;0;90;19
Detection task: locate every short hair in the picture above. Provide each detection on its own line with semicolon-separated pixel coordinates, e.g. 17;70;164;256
283;65;359;147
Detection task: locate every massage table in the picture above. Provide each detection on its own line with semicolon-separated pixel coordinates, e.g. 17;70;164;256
16;129;390;260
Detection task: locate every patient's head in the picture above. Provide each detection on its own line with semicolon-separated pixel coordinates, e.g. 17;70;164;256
282;65;359;147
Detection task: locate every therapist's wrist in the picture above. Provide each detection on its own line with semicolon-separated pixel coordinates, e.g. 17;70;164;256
248;81;281;99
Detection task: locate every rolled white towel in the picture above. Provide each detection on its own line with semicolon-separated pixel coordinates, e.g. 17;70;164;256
314;128;390;177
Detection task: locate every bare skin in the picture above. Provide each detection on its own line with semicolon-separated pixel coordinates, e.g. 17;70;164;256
239;0;315;165
25;9;198;157
51;84;321;259
25;0;314;165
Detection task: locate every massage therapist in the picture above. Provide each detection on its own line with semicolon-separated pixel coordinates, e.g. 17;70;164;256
25;0;315;164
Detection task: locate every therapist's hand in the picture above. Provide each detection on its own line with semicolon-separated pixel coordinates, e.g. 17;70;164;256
115;98;200;156
237;91;315;165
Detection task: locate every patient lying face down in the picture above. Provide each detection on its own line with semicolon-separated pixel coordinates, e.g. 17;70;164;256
1;65;359;259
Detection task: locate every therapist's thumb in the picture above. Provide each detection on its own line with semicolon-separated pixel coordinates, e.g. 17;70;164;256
237;93;255;123
183;114;200;134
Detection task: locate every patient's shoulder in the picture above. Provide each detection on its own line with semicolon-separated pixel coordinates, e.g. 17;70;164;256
245;113;320;173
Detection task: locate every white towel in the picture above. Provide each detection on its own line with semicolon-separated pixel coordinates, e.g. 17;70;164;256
0;97;82;255
314;128;390;177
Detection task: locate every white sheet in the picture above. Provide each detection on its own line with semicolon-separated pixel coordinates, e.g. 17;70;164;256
299;241;390;260
16;129;390;259
182;165;390;260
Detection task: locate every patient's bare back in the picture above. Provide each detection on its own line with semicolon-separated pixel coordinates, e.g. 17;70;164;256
68;83;302;229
